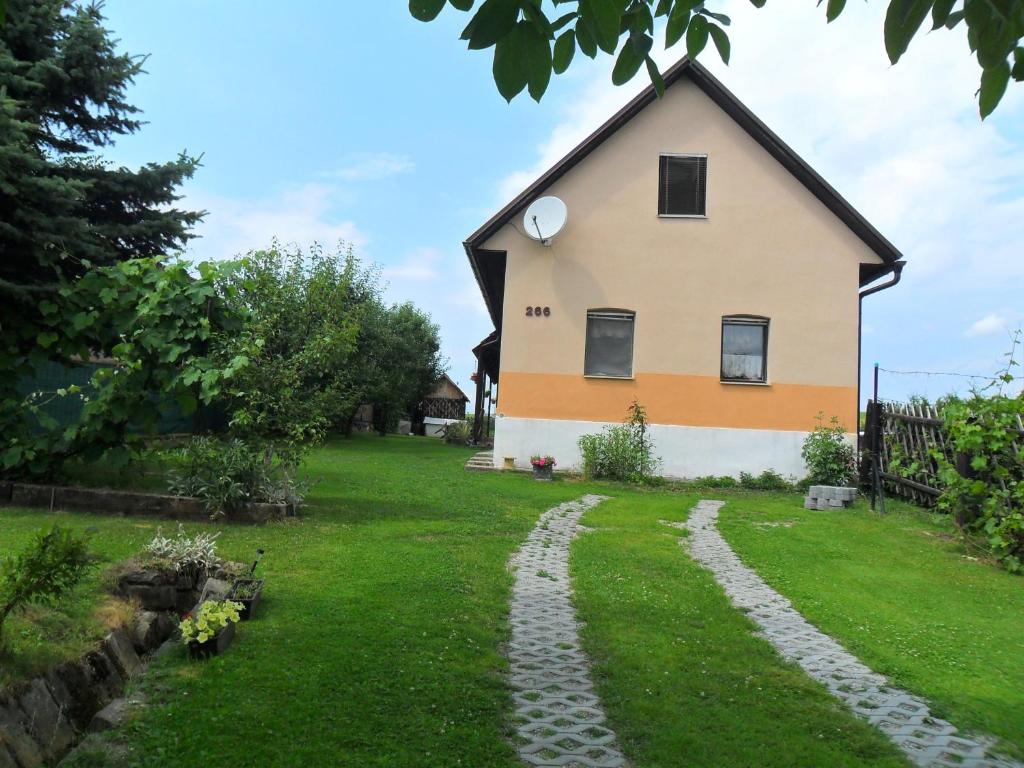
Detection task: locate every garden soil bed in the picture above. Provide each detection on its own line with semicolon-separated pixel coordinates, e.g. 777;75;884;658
0;481;295;523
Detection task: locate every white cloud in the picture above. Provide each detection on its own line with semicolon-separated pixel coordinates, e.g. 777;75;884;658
327;152;415;181
965;313;1013;337
182;182;367;262
382;246;442;282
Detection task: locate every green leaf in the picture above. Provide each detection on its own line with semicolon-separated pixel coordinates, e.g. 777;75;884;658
493;22;531;101
580;0;623;54
1012;47;1024;82
883;0;931;64
462;0;519;49
612;36;646;85
551;12;577;32
979;60;1010;118
39;300;58;316
523;24;553;101
553;30;576;74
748;0;766;7
1;446;23;469
976;21;1014;70
36;331;58;349
930;0;956;30
0;0;6;25
409;0;446;22
708;23;730;64
448;0;474;10
825;0;846;23
576;18;598;57
665;3;690;47
646;55;666;97
686;14;709;59
699;9;731;26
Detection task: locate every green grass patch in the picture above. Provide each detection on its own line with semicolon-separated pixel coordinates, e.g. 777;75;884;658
571;491;908;767
4;436;603;767
718;495;1024;757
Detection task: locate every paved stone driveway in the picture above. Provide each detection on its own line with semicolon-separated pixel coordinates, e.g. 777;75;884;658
684;499;1021;768
507;495;627;768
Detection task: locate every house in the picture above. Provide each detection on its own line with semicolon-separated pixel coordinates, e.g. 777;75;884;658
419;375;470;437
465;57;904;479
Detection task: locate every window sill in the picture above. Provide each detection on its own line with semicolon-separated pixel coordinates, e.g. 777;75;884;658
658;214;708;219
720;379;771;387
583;374;635;381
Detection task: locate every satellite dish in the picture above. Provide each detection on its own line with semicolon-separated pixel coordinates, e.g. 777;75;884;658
523;196;567;246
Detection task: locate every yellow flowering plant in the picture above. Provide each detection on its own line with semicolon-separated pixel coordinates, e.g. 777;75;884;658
179;600;243;644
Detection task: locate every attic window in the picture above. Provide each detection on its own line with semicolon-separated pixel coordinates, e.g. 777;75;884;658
659;154;707;217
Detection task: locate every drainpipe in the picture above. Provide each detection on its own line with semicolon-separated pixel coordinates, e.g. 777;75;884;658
857;260;905;459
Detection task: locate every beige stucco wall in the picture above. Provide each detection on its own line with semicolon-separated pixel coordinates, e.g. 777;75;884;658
481;76;882;433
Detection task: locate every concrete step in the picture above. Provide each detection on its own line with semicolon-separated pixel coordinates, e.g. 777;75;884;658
465;451;495;471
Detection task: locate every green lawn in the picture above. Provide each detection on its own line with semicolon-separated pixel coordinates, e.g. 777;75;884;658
0;437;1016;766
572;491;907;768
718;495;1024;759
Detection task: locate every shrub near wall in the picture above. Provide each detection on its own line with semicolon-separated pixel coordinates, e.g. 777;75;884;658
578;400;660;482
936;392;1024;572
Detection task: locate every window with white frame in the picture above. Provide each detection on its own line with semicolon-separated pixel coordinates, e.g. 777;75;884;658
658;154;707;217
584;311;635;378
721;316;769;383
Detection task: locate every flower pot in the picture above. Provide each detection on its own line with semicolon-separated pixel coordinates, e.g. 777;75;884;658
532;463;554;481
187;621;236;660
228;578;265;621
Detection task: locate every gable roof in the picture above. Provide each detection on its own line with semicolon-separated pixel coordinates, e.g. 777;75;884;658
464;57;904;327
428;374;469;403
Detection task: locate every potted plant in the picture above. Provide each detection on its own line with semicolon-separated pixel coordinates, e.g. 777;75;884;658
530;455;556;481
228;577;265;620
180;599;243;659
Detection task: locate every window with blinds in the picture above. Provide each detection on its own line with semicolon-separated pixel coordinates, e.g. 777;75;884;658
721;316;769;383
584;311;635;378
658;154;707;217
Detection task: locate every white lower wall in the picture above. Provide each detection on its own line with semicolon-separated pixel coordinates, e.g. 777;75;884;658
492;416;836;479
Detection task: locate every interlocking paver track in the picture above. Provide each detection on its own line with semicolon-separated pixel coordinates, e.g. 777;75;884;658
684;499;1022;768
508;495;627;768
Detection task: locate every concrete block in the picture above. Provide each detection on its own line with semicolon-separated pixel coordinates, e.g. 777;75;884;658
804;497;816;509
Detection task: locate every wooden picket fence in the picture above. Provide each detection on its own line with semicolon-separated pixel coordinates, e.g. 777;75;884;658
862;399;1024;507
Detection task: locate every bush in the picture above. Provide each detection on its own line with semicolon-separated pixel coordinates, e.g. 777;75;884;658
739;470;795;491
441;420;471;445
801;413;857;487
578;400;660;483
0;525;96;646
144;524;222;580
167;437;309;517
935;392;1024;572
692;475;740;489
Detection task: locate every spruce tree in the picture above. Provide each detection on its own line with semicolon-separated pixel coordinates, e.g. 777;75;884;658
0;0;201;305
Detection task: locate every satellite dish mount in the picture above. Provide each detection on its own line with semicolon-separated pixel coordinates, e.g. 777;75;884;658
523;196;568;247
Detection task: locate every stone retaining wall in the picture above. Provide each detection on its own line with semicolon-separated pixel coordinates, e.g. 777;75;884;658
0;482;294;524
0;617;174;767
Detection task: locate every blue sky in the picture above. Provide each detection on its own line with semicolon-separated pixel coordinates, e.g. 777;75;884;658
101;1;1023;407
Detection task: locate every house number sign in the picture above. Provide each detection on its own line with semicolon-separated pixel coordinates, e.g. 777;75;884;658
525;306;551;317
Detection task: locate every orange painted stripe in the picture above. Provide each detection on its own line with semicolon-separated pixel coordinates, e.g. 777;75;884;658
496;372;857;433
